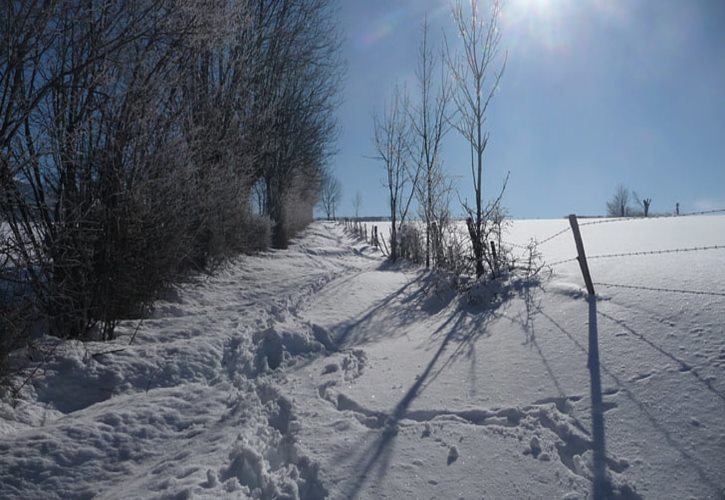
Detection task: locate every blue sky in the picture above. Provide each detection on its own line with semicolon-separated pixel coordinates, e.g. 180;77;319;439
327;0;725;219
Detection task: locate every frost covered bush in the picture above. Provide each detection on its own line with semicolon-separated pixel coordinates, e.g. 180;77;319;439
240;215;273;255
0;294;28;378
0;250;36;377
397;223;425;263
0;0;341;344
438;223;475;277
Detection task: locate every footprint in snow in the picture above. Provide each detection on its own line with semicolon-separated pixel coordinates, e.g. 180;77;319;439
447;445;459;465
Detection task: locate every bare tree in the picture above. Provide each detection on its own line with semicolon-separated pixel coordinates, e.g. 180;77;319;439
0;0;343;348
411;17;452;269
319;171;342;220
633;192;652;217
250;0;343;247
0;0;192;339
353;191;363;219
606;184;632;217
446;0;506;278
372;85;418;261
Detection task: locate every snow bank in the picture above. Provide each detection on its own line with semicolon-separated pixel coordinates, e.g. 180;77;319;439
1;217;724;498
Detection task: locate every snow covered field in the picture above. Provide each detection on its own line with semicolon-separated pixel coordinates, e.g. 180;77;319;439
1;217;724;499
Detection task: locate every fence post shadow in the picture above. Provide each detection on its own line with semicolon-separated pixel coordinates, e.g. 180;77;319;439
588;295;610;499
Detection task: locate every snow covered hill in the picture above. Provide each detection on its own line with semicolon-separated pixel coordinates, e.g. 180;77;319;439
1;218;724;499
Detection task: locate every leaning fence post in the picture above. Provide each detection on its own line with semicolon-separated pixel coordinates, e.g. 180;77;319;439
570;214;608;498
490;240;498;278
568;214;595;296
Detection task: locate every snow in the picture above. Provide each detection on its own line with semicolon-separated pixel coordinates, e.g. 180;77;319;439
1;218;724;499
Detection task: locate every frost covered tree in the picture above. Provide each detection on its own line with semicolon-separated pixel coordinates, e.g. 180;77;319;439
250;0;343;247
411;18;452;269
372;85;418;261
446;0;506;278
0;0;343;344
320;171;342;220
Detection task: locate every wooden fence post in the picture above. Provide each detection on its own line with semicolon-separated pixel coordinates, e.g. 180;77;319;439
568;214;595;296
567;215;609;498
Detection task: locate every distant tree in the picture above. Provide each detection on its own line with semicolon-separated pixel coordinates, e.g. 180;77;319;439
633;192;652;217
320;171;342;220
353;190;363;219
446;0;506;278
606;184;632;217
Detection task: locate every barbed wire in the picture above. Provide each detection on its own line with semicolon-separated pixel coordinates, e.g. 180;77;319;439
686;208;725;216
546;244;725;267
538;226;572;245
547;256;578;267
503;208;725;251
578;208;725;227
501;240;532;250
586;244;725;261
502;227;572;250
594;282;725;297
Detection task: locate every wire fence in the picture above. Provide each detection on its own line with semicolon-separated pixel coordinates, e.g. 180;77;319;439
593;282;725;298
538;212;725;299
350;212;725;300
579;207;725;227
521;210;725;487
547;244;725;268
585;245;725;261
503;208;725;253
500;210;725;299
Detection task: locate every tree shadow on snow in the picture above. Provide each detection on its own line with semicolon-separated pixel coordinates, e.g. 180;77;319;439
334;275;537;498
415;275;541;397
331;267;460;348
335;309;471;499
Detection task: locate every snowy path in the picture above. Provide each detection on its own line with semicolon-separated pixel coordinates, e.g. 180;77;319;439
0;223;376;498
1;220;724;499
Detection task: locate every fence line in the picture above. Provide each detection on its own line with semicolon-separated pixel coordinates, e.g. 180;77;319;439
579;208;725;227
504;208;725;252
585;245;725;261
538;227;572;246
502;240;531;250
539;213;725;497
593;282;725;298
498;226;572;252
547;256;578;267
547;244;725;268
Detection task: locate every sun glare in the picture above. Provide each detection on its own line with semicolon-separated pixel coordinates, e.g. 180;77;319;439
507;0;561;23
504;0;573;53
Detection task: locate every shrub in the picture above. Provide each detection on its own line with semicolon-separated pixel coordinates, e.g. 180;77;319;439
398;223;425;264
